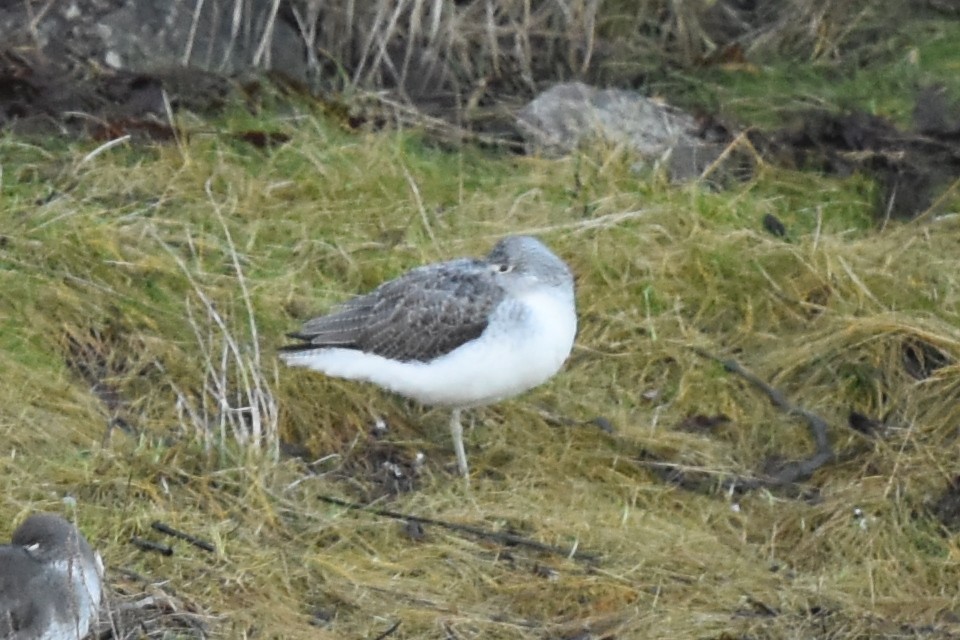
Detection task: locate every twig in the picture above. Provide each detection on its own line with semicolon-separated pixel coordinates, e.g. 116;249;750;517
182;0;205;65
361;93;526;151
316;495;597;562
151;521;216;552
400;162;436;245
81;135;131;163
252;0;283;67
351;0;389;87
372;620;401;640
691;347;834;486
698;128;765;183
633;456;820;502
160;89;185;160
514;207;661;236
911;174;960;225
130;536;173;556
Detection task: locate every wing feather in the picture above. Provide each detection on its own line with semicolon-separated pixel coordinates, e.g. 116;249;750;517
0;548;46;637
281;258;504;362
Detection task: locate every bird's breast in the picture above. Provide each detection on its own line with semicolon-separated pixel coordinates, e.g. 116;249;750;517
498;286;577;372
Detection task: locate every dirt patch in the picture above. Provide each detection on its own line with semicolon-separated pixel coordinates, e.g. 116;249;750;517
760;87;960;221
0;49;232;140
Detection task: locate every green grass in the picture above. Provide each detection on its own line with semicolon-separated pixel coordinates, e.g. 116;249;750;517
665;17;960;129
2;82;960;639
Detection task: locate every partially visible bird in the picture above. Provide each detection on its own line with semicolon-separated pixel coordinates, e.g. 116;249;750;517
0;513;103;640
280;235;578;478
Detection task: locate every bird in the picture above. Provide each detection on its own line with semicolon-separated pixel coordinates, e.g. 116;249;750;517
280;235;577;478
0;513;103;640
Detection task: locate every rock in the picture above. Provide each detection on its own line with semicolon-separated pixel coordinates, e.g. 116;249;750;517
516;81;728;181
0;0;307;81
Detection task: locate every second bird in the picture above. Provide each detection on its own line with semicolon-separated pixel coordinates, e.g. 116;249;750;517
0;513;103;640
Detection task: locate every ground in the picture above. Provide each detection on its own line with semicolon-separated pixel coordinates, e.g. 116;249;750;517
2;13;960;640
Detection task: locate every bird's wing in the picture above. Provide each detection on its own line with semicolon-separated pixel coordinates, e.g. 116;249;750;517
0;548;47;638
281;259;505;362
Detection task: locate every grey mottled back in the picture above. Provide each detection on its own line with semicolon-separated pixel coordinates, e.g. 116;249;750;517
283;258;505;362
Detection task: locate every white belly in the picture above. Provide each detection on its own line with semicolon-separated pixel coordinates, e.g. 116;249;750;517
281;288;577;408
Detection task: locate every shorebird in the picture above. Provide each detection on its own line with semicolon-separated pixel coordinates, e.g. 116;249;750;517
280;235;577;477
0;513;103;640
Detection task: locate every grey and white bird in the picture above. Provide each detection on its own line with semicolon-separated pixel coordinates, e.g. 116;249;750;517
0;513;103;640
280;235;577;477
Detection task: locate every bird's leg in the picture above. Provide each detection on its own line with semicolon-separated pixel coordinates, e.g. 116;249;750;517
449;408;469;478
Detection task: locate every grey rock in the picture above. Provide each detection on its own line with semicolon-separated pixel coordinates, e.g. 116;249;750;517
0;0;307;81
516;82;727;181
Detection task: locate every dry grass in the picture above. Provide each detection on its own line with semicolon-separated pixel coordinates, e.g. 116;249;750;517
249;0;898;98
1;107;960;639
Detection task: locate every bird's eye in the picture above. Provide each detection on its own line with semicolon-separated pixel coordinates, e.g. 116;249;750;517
497;264;513;273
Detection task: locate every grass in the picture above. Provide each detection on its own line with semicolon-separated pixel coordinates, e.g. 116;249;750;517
667;16;960;128
3;64;960;639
